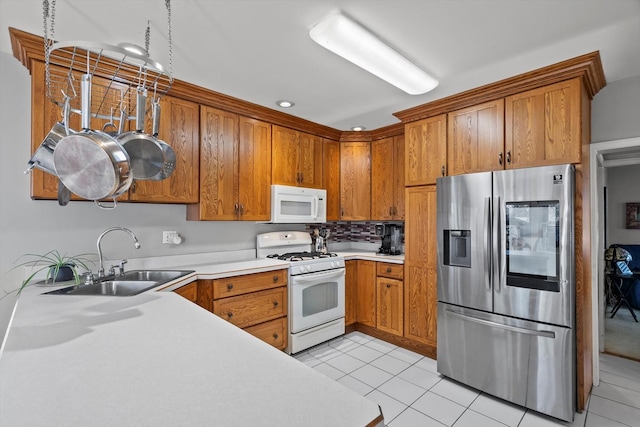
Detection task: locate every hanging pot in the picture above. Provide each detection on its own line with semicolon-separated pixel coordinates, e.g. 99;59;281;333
147;99;176;181
53;74;132;206
25;97;73;176
117;89;165;180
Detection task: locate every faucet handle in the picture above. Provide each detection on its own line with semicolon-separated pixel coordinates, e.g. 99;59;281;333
84;271;95;285
117;259;128;276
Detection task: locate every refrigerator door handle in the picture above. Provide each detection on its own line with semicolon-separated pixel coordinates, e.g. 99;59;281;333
484;197;491;291
493;196;501;292
445;308;556;339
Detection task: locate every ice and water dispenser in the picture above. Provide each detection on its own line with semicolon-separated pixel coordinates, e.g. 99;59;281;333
443;230;471;268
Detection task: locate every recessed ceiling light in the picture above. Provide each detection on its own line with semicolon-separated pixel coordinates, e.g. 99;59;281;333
309;11;439;95
276;100;295;108
351;126;366;131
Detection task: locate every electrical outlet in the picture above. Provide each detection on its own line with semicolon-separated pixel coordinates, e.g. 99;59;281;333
163;231;177;244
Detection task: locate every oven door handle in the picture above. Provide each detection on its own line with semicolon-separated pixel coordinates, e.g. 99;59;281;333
292;268;345;284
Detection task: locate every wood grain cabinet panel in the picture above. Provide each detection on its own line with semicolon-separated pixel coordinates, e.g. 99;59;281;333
322;139;341;221
447;99;504;175
340;141;371;220
376;277;403;336
371;136;405;220
244;317;287;350
212;270;286;299
376;263;404;280
174;282;197;303
405;114;447;186
355;260;376;327
272;125;323;188
213;287;287;329
188;107;271;220
345;260;358;326
505;78;582;168
128;95;200;203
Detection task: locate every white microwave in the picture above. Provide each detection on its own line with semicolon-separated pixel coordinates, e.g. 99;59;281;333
271;185;327;223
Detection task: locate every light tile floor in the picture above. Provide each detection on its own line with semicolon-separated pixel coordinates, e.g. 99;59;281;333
293;332;640;427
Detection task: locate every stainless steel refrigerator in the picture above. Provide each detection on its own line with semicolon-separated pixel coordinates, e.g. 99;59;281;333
436;164;575;422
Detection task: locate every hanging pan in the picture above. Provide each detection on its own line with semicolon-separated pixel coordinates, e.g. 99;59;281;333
53;74;132;208
147;99;176;181
117;89;165;180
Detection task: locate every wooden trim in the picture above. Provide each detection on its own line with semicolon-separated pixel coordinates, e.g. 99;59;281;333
394;51;606;123
9;27;342;141
365;413;385;427
370;122;404;140
354;323;436;360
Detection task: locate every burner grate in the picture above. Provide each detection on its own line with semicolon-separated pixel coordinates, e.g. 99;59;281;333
267;252;338;261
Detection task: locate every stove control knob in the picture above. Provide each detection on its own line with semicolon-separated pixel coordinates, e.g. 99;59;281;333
306;265;312;272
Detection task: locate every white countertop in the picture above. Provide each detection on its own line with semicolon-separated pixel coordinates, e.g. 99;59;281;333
0;251;403;426
0;284;383;426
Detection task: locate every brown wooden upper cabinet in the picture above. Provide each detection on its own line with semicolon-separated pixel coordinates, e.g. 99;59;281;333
371;135;405;220
340;141;371;221
187;106;272;221
505;78;583;168
447;99;504;175
404;114;447;186
129;95;200;203
272;125;323;188
322;139;341;221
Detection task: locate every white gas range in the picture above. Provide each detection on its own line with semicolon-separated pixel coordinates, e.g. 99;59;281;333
256;231;346;354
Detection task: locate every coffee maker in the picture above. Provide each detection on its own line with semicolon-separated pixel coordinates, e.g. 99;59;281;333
375;223;402;255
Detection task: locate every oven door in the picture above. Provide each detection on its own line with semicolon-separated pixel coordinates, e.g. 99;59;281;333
290;268;345;333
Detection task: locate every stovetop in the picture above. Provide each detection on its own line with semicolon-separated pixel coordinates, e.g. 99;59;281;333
266;251;339;262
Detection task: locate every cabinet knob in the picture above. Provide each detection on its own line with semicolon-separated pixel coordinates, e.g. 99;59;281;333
441;165;445;176
234;203;239;214
273;301;279;307
227;312;233;318
506;150;511;164
386;284;391;288
130;180;137;193
498;152;503;165
386;267;392;273
239;204;245;215
389;207;393;215
227;283;234;290
273;333;279;340
273;275;279;282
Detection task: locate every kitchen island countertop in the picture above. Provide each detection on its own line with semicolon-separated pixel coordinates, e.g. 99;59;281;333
0;270;383;426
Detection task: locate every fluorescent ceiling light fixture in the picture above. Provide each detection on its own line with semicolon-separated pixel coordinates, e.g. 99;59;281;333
309;11;438;95
276;100;295;108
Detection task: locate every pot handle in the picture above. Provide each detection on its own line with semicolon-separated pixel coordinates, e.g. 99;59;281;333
94;198;119;210
136;88;147;132
152;100;161;137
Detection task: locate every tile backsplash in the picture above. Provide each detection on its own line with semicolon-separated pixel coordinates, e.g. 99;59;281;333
305;221;404;243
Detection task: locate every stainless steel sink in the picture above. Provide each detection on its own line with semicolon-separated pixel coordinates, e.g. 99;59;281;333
43;270;195;296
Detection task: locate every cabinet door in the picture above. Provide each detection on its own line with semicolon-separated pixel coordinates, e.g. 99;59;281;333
189;106;238;220
174;282;197;303
405;114;447;186
299;131;323;188
393;135;405;219
238;117;271;220
129;96;200;203
244;317;287;350
376;277;403;336
272;125;299;186
340;141;371;220
505;78;582;168
448;99;504;175
322;139;341;221
345;260;358;326
371;138;395;220
404;186;438;345
355;260;376;327
213;287;287;329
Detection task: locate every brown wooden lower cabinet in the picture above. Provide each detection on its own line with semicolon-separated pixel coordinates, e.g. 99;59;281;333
173;282;197;303
355;260;376;327
195;270;289;351
376;262;404;336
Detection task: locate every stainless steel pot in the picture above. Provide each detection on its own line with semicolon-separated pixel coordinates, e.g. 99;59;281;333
53;74;132;206
148;100;176;181
26;98;73;176
117;89;164;180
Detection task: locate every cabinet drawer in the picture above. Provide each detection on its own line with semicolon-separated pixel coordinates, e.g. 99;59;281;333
377;262;404;279
213;269;287;299
174;282;197;302
213;287;287;328
244;317;288;350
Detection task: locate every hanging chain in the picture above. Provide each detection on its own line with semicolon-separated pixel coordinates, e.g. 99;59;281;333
42;0;56;99
166;0;173;76
144;20;150;57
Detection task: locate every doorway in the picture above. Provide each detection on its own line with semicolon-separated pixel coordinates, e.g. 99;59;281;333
590;136;640;385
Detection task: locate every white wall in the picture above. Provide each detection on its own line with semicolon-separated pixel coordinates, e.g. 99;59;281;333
0;52;302;338
605;165;640;246
592;75;640;143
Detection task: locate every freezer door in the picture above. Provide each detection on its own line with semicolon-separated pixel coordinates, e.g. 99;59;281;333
437;303;575;422
437;171;492;312
493;164;574;327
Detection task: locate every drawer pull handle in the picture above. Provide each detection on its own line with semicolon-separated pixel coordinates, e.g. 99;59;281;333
227;284;234;290
227;312;233;318
273;276;279;282
273;301;279;307
386;267;392;273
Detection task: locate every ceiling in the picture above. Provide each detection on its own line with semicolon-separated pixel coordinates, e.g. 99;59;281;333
1;0;639;131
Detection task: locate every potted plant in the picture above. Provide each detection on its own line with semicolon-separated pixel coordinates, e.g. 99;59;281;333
10;250;95;295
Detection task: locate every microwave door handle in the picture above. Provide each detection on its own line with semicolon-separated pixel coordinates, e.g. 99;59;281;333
313;196;319;219
293;269;345;284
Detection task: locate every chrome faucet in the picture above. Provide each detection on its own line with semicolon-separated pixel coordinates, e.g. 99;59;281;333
97;227;141;278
